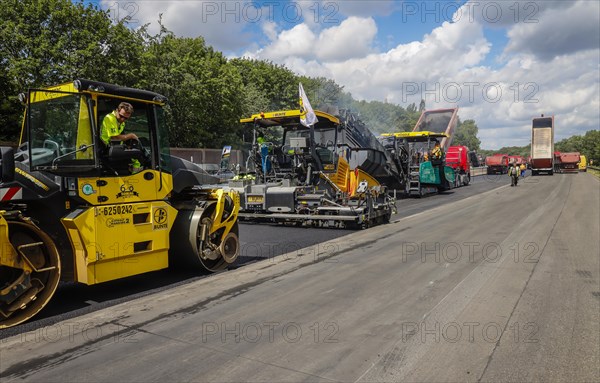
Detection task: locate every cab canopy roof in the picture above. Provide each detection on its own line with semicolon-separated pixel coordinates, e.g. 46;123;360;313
240;109;339;129
32;79;168;104
380;131;448;142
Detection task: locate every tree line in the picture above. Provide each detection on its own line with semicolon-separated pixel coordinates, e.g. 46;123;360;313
8;0;594;162
479;130;599;164
0;0;428;150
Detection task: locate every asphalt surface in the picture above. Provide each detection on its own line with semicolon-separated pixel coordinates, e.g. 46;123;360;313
0;172;506;338
238;172;509;261
1;172;598;382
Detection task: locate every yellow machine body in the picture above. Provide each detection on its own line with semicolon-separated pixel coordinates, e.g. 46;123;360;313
0;80;240;328
61;200;177;284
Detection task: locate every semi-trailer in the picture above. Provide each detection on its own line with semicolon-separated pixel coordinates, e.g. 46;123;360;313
531;115;555;175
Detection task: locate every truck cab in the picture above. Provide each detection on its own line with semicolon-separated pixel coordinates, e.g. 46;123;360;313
446;145;471;186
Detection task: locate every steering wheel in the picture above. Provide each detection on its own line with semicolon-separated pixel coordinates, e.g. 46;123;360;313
124;138;142;150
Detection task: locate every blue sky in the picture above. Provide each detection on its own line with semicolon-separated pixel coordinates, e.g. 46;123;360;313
89;0;599;149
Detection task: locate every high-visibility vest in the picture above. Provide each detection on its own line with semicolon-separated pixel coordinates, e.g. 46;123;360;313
100;111;125;145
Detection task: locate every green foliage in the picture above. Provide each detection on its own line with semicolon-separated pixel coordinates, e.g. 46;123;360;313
555;130;599;164
299;76;345;108
230;59;299;112
138;30;245;148
0;0;463;149
0;0;112;141
340;99;422;135
481;130;599;164
21;0;600;163
453;119;481;151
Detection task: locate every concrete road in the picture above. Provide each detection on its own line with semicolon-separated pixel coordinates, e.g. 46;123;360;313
1;173;598;382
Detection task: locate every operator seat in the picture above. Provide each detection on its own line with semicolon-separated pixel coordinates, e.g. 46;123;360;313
106;143;143;175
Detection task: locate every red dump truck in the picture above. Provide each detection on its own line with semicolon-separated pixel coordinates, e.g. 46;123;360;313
486;154;509;174
531;115;554;175
557;152;581;173
508;155;525;166
446;145;471;186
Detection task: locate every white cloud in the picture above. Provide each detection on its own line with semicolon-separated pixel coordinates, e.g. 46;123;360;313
504;1;600;59
102;0;256;52
262;21;279;42
255;8;598;149
258;23;317;60
103;0;599;149
316;17;377;61
257;17;377;62
320;16;490;101
455;0;573;27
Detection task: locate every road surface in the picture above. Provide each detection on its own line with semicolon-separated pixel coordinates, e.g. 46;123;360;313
0;173;506;337
1;173;598;382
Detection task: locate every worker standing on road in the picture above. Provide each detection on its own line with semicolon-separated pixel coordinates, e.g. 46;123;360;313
520;163;526;178
509;163;519;187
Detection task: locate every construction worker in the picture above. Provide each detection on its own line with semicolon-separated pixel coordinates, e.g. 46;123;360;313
430;140;448;190
100;102;143;174
520;162;526;178
430;141;443;162
509;163;519;186
100;102;137;145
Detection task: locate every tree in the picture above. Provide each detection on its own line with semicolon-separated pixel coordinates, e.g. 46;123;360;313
453;119;481;151
555;130;599;164
229;59;299;111
0;0;113;142
138;29;245;148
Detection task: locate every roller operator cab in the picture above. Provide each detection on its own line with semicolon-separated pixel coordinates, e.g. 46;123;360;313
228;109;396;229
0;80;240;329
